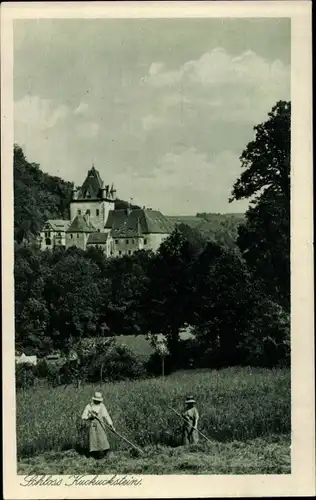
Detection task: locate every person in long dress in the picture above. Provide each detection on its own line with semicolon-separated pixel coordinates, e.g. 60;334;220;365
182;396;199;445
81;391;115;458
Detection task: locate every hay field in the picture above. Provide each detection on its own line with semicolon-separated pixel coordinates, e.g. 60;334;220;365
17;367;290;474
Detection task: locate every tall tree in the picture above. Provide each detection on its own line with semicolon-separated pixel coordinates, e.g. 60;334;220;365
145;228;196;358
230;101;290;310
191;242;255;366
14;245;51;349
43;251;102;347
101;250;153;336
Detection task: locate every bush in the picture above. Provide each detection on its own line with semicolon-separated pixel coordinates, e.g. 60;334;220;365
46;363;63;387
16;363;37;390
238;300;290;367
39;342;148;387
35;359;49;378
87;345;146;382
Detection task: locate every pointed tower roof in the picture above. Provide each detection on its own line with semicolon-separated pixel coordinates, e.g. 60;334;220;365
77;165;104;199
66;215;96;233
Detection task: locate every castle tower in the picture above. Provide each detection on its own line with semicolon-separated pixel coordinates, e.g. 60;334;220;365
69;165;116;231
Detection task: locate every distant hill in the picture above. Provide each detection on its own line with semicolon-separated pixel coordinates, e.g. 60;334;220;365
168;213;245;248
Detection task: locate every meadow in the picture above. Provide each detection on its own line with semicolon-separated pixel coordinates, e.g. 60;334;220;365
16;367;290;473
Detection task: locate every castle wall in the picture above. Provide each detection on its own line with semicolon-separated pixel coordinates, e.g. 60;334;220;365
70;200;113;230
143;233;170;252
65;232;88;251
108;233;169;257
40;231;67;250
110;236;143;257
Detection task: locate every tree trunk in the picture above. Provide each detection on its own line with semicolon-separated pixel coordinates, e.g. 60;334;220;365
167;327;180;363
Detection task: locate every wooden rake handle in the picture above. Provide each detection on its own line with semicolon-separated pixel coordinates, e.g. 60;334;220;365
94;415;143;454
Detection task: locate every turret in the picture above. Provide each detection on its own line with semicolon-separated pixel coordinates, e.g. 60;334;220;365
110;184;117;200
71;184;78;200
101;182;107;200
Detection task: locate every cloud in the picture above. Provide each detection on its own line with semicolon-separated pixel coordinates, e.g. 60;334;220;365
14;95;69;130
114;148;249;214
74;102;89;115
141;114;163;131
76;121;100;138
149;62;165;76
142;48;290;128
145;48;289;90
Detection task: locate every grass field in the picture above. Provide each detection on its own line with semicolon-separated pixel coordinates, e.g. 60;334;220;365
16;367;291;474
18;436;290;475
104;330;194;360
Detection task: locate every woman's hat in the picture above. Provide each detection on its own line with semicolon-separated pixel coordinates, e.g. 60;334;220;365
185;396;196;404
92;391;103;402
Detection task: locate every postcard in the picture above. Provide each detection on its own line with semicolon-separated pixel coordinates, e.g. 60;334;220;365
1;1;314;498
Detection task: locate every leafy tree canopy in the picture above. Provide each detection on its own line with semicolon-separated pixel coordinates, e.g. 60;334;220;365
230;101;290;310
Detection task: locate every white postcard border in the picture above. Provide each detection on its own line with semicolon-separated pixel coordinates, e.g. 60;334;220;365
1;2;314;498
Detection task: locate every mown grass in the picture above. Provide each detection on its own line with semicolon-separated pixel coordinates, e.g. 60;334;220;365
18;435;291;475
17;367;290;462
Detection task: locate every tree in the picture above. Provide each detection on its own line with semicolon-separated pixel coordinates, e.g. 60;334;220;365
43;252;102;348
230;101;290;310
191;242;255;366
101;250;153;336
176;223;206;255
145;228;196;358
237;296;290;367
14;244;51;352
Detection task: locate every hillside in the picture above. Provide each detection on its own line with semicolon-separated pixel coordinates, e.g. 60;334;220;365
168;213;244;248
14;145;73;244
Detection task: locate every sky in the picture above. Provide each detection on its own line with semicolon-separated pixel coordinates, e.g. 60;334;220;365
14;18;290;215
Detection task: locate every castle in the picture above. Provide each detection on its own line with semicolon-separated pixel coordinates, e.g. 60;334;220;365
39;166;175;256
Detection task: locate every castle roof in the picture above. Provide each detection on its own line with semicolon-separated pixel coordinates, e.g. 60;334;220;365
66;215;96;233
105;208;174;237
44;219;71;231
77;166;104;199
87;232;109;245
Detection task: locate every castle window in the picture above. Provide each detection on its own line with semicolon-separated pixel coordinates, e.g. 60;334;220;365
45;238;51;246
77;209;81;215
86;209;90;216
77;233;79;238
70;234;73;239
132;239;135;244
96;209;99;216
115;239;118;244
119;250;122;255
45;232;50;238
128;250;131;255
57;232;61;237
126;239;129;245
144;238;147;245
